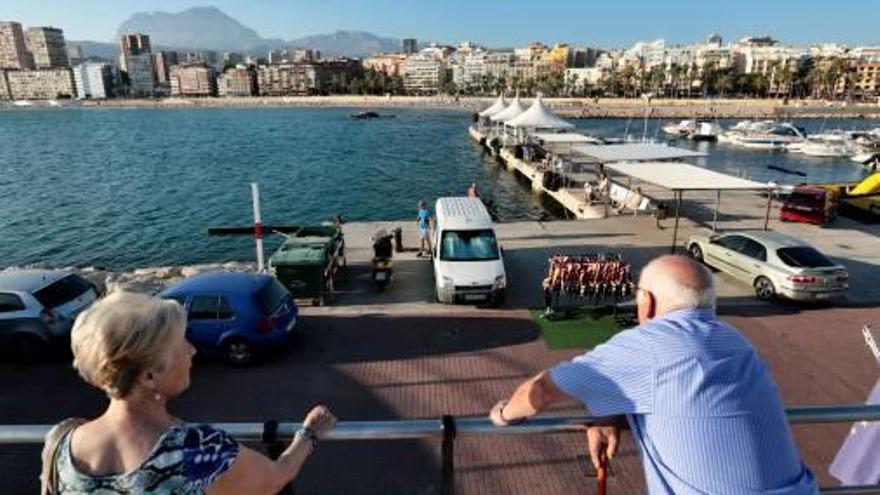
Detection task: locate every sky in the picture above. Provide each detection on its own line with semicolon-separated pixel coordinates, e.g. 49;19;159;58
1;0;879;47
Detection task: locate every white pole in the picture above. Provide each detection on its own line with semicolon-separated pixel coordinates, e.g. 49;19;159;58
251;182;265;273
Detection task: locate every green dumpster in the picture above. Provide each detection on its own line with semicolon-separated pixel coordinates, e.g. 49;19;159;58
269;225;345;306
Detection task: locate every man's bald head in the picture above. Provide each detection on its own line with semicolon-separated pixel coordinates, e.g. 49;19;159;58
639;255;716;315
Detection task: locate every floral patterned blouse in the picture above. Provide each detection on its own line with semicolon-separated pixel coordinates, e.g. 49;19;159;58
55;423;239;494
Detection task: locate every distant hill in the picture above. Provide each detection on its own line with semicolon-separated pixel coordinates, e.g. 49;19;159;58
290;30;399;58
100;5;399;58
116;6;283;52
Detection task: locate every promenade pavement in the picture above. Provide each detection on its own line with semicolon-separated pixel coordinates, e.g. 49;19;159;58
0;216;877;494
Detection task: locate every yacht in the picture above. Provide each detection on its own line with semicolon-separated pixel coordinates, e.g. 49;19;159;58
718;120;774;144
797;139;856;158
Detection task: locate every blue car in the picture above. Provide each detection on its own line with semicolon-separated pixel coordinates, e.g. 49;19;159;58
160;272;298;366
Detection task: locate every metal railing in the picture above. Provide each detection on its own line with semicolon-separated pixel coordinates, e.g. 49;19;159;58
2;404;879;494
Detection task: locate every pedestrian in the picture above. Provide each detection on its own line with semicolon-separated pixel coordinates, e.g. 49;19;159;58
416;200;434;258
41;291;337;495
489;255;818;494
467;182;481;198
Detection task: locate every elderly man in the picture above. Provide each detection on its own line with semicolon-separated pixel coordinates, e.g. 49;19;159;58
490;255;817;494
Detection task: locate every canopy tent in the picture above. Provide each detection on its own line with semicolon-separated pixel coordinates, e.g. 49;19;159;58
490;96;527;123
505;96;575;130
570;143;707;163
479;95;508;118
605;161;772;252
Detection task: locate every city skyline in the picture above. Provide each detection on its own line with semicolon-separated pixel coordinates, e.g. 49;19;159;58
1;0;879;48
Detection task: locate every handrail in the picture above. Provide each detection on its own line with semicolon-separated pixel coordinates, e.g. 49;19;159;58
2;404;878;494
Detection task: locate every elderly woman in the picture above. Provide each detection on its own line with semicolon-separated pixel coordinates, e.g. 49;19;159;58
41;291;335;495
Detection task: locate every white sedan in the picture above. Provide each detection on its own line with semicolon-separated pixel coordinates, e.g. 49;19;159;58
686;230;849;302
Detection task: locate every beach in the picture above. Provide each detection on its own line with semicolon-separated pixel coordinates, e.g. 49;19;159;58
54;95;880;119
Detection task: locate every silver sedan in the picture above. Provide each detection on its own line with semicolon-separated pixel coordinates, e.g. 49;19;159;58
686;230;849;302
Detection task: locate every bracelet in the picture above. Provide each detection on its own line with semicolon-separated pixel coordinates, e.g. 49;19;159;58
499;402;526;426
295;426;319;450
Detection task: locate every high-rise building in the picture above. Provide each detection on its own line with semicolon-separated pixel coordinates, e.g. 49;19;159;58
152;51;178;85
403;38;418;55
26;27;68;68
0;21;33;69
119;33;154;96
119;33;151;57
73;62;113;99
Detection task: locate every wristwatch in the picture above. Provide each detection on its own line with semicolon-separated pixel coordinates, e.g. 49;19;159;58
295;426;319;449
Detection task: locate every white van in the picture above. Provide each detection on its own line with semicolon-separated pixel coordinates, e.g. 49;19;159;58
433;197;507;305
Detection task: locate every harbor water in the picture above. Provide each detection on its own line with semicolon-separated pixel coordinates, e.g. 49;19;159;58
0;107;871;269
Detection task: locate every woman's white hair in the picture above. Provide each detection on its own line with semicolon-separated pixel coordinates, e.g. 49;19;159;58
640;255;716;312
70;291;186;399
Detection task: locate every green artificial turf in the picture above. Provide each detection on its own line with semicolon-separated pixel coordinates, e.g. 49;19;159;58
529;305;628;350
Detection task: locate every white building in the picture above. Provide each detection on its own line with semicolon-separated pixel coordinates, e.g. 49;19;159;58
72;62;113;99
402;49;448;94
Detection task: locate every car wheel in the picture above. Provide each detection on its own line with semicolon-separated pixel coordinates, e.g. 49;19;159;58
223;339;253;366
11;334;49;362
754;276;776;301
688;244;704;263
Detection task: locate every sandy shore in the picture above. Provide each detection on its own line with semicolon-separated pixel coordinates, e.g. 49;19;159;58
58;95;880;119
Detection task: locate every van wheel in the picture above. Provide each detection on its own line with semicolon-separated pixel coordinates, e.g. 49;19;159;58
223;339;253;366
12;335;49;362
754;277;776;301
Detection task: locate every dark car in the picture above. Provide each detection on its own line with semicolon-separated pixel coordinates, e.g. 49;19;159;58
0;269;99;360
780;186;837;225
160;272;298;366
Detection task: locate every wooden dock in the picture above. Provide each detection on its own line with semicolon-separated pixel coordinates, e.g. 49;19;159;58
470;125;606;220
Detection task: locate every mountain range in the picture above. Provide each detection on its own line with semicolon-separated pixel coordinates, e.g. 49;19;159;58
70;6;401;60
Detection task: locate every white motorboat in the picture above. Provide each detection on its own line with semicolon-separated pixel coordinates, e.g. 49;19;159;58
718;120;775;144
662;119;696;137
689;121;722;141
736;123;807;150
798;140;855;157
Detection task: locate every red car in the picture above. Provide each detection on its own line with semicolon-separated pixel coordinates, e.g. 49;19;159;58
780;186;837;225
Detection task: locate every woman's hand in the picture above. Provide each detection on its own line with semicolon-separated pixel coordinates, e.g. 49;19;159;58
303;405;336;438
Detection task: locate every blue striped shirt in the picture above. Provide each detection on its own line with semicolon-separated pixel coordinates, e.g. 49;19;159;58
550;308;818;495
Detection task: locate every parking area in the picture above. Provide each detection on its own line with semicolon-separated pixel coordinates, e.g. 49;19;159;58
0;216;878;494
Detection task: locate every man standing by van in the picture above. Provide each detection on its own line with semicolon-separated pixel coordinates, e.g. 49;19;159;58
416;200;434;258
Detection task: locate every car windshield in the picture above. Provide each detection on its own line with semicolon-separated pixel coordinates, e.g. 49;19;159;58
440;229;500;262
257;278;290;315
776;247;835;268
32;274;92;309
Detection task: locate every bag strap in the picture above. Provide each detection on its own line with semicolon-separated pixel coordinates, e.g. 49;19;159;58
40;418;87;495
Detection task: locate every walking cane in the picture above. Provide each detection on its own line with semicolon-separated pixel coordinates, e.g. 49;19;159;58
585;430;609;495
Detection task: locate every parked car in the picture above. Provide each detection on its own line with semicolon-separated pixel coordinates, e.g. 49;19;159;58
160;272;298;366
780;186;837;225
0;269;99;360
686;231;849;302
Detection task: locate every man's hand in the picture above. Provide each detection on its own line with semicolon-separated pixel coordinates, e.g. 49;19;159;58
587;423;620;470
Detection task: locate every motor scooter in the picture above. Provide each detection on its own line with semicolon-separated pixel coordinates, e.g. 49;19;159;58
371;229;394;291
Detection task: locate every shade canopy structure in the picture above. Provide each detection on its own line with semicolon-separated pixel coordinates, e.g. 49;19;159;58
505;96;575;130
570;143;707;162
605;161;773;251
605;162;767;191
532;132;604;145
490;96;527;123
479;95;508;118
